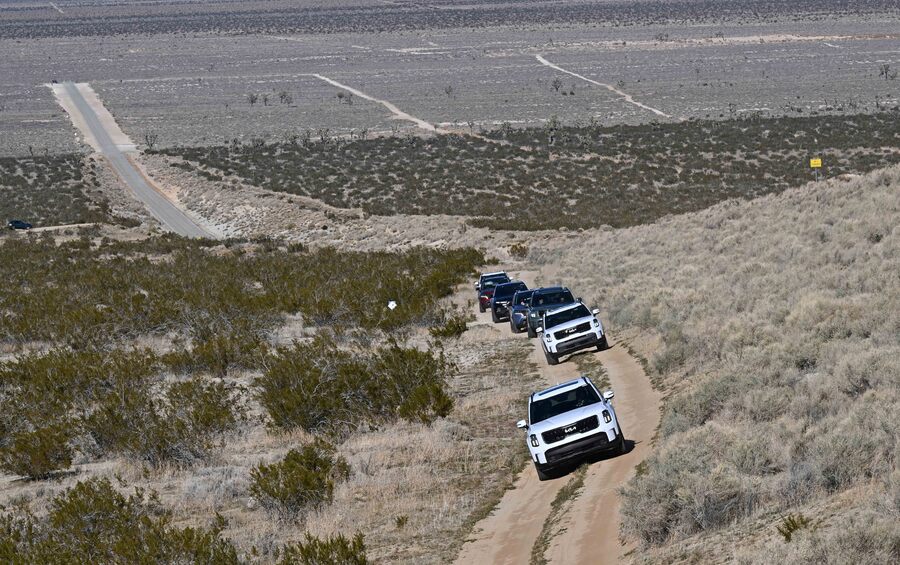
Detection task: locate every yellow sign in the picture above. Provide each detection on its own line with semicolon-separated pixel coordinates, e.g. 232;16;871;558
810;158;822;168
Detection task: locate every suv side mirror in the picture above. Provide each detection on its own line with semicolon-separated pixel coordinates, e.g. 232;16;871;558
516;420;528;429
603;390;615;401
475;283;481;290
592;308;600;315
577;297;583;302
536;326;543;333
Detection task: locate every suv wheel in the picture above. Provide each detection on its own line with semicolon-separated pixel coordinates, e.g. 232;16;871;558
510;319;519;334
534;462;552;481
479;302;485;313
616;428;626;455
597;335;609;351
527;324;536;338
491;308;500;323
544;349;559;366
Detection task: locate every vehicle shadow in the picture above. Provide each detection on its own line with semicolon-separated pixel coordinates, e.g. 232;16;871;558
544;439;638;481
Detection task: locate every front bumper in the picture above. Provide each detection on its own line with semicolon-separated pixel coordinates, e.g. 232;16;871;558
493;302;511;319
547;330;605;356
536;427;620;466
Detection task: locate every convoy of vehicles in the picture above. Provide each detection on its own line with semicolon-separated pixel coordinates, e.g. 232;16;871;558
474;270;622;479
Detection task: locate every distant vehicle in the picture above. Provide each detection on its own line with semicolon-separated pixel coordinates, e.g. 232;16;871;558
517;376;624;480
537;302;608;366
509;288;537;333
475;271;510;313
490;280;528;323
7;220;32;230
525;286;576;337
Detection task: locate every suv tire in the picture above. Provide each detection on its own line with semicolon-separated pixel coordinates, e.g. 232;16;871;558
616;428;626;455
479;303;485;313
534;462;552;481
527;325;536;338
597;335;609;351
544;349;559;366
491;308;500;323
510;319;519;334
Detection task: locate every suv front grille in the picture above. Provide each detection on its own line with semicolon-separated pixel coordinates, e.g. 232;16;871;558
554;321;592;341
541;415;599;444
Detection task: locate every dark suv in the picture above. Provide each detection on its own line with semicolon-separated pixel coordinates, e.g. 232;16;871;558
7;220;32;230
475;272;510;313
490;280;528;323
509;289;537;333
526;286;576;338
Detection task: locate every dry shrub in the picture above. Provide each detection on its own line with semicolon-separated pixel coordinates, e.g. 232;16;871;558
277;532;367;565
556;165;900;554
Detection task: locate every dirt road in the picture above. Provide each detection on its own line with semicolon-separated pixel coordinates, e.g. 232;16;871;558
454;272;661;565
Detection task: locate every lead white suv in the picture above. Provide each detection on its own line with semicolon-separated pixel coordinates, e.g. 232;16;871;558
537;302;608;365
517;376;624;480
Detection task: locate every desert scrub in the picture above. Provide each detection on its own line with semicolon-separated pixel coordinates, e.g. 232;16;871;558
256;338;454;435
277;533;367;565
0;477;239;563
250;439;350;518
429;310;470;339
0;236;483;348
555;165;900;556
0;348;244;472
0;154;115;227
162;110;900;230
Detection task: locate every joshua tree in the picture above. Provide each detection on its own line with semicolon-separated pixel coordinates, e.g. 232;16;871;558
144;132;159;149
444;85;454;98
278;90;292;104
262;93;269;106
878;64;897;80
551;77;563;92
247;93;258;106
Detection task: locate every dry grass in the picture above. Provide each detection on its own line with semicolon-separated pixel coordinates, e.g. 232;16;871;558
548;165;900;560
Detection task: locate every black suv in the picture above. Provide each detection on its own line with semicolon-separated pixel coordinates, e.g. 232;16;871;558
489;280;528;323
7;220;32;230
526;286;576;338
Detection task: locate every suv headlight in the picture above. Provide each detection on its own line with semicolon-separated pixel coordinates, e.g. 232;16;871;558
602;410;612;423
593;319;600;327
544;332;552;342
530;434;539;447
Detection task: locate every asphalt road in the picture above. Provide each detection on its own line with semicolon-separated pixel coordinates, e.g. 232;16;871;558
61;82;212;239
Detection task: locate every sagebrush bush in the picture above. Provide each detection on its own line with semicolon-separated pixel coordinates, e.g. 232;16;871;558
256;338;454;434
0;424;73;480
0;477;239;563
277;532;367;565
429;312;469;339
250;439;350;518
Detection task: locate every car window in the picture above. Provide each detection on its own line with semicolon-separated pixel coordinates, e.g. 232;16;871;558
545;305;591;329
530;385;601;424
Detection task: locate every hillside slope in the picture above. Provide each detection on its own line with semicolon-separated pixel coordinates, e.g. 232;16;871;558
549;167;899;562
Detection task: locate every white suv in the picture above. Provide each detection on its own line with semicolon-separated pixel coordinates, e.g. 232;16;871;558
517;377;624;480
537;302;608;365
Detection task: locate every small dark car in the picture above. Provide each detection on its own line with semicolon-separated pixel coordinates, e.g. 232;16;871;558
509;289;537;333
7;220;32;230
490;280;528;323
526;286;577;338
476;271;511;313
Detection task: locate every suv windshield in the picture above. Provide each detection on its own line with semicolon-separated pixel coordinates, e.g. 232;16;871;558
494;281;527;299
513;290;535;306
481;275;509;289
544;305;591;329
530;385;601;424
531;290;574;308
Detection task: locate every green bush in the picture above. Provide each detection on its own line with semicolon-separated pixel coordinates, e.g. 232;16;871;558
429;312;469;339
256;338;454;434
250;439;350;518
0;424;73;479
0;477;239;563
277;533;367;565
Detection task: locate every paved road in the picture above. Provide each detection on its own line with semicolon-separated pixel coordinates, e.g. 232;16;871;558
61;82;212;239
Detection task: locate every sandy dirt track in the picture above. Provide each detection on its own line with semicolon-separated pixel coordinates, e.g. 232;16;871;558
454;272;662;565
